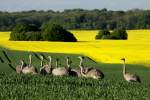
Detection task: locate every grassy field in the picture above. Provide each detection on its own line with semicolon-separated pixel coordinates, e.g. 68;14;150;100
0;30;150;67
0;48;150;99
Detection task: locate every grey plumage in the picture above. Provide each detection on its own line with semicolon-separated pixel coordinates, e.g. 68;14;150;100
21;55;38;74
78;56;104;80
40;56;51;75
52;58;69;76
66;57;81;77
121;58;141;83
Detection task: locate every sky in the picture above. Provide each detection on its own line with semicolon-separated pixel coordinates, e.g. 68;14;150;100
0;0;150;12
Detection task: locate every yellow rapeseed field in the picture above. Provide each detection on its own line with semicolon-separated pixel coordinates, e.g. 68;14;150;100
0;30;150;66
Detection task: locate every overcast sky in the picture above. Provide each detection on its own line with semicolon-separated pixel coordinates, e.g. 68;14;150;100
0;0;150;12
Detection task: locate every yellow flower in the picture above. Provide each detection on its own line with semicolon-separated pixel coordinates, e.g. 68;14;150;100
0;30;150;67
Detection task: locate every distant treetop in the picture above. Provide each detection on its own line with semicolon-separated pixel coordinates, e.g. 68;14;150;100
0;9;150;31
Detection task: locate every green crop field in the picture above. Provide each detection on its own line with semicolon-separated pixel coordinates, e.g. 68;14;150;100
0;47;150;100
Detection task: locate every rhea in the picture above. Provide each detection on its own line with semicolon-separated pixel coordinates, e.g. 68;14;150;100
52;58;69;76
16;59;25;74
39;56;51;75
16;60;24;74
78;56;104;80
66;56;81;77
121;58;141;83
21;54;38;74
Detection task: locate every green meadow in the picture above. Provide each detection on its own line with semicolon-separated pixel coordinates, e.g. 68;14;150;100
0;47;149;100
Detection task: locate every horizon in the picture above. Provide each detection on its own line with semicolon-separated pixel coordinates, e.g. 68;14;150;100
1;8;150;13
0;0;150;12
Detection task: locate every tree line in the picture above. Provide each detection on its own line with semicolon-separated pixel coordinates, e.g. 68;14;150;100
0;8;150;31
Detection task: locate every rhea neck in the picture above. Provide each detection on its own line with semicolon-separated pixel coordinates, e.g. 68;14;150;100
66;57;70;68
56;59;58;68
29;55;32;67
122;60;126;75
48;56;52;68
79;57;86;76
79;57;84;67
20;60;24;70
40;56;43;67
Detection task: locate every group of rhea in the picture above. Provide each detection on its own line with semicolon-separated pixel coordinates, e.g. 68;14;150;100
15;55;141;83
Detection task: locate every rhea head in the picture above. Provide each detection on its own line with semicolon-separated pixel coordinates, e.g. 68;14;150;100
48;56;52;60
29;54;32;59
40;56;44;60
56;58;59;61
78;56;84;60
121;58;125;62
20;59;25;62
66;56;69;59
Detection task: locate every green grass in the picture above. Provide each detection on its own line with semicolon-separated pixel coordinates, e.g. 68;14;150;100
0;47;150;100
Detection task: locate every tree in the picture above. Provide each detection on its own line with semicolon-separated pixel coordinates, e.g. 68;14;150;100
95;29;110;39
42;23;77;42
10;23;41;41
1;9;150;31
110;29;128;40
25;31;42;41
12;23;39;33
95;28;128;40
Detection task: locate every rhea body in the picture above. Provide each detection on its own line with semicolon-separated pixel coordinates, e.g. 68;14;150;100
78;56;104;80
70;68;81;77
40;56;51;75
65;57;81;77
52;58;69;76
121;58;141;83
21;55;38;74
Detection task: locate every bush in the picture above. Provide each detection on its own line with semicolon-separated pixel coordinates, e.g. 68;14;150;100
12;23;39;33
10;31;42;41
42;24;77;42
95;28;128;40
10;23;41;41
10;32;26;41
10;23;77;42
25;31;42;41
110;29;128;40
95;29;110;39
